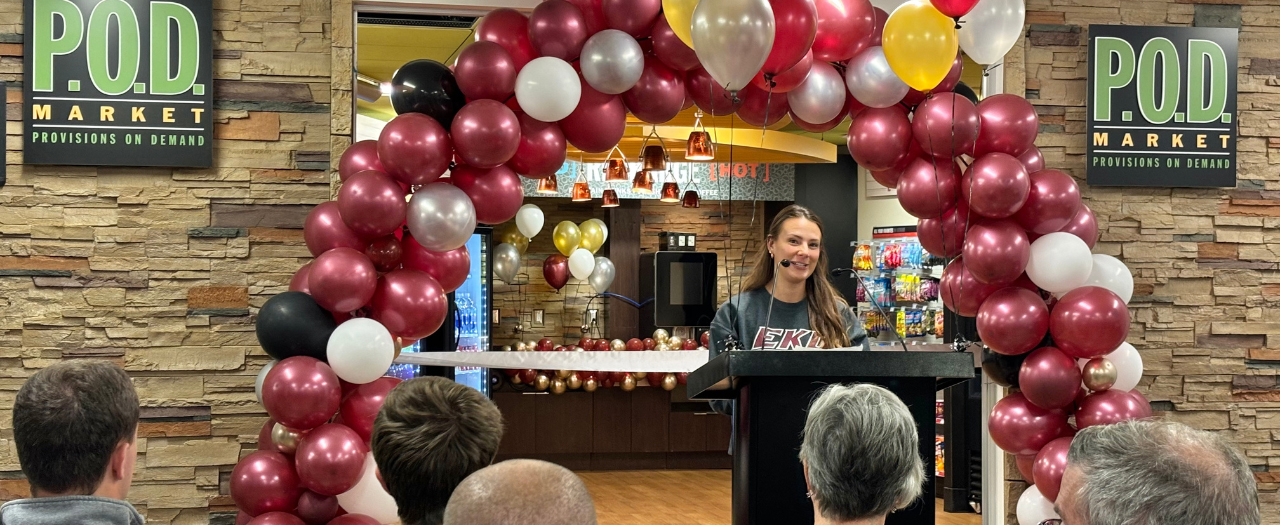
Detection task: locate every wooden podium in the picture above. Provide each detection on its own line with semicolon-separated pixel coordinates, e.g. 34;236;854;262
688;349;975;525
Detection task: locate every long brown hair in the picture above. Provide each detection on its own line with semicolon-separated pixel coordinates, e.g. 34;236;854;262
740;204;850;349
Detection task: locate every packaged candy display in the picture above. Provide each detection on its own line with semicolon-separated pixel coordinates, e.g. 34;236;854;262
861;307;945;340
850;237;946;345
934;310;945;338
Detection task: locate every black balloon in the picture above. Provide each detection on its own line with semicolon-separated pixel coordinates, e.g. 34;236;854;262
390;59;467;129
256;292;337;361
954;82;980;106
981;347;1028;388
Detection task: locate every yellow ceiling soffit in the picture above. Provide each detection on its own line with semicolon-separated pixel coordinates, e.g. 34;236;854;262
569;124;837;164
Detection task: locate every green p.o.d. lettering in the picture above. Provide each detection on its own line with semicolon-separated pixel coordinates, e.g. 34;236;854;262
1187;39;1228;124
1093;37;1135;122
1137;37;1180;125
33;0;84;93
87;0;141;96
150;2;200;95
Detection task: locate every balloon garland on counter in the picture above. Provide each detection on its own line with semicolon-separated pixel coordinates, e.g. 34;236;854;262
497;329;711;393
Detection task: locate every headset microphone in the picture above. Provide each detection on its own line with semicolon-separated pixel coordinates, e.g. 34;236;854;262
780;259;791;268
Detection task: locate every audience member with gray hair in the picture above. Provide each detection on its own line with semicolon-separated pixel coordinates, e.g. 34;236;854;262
442;459;597;525
799;383;925;524
1055;419;1259;525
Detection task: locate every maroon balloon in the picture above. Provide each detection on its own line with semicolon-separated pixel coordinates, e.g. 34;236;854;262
752;49;813;94
895;157;959;219
762;0;818;74
328;515;382;525
231;451;303;516
296;424;368;496
977;287;1048;356
650;14;700;72
623;56;686;124
1015;454;1037;485
263;357;343;430
602;0;660;37
811;0;875;62
529;0;589;60
509;114;566;178
912;92;978;158
1058;205;1099;249
248;512;306;525
903;53;963;107
453;41;517;101
1032;436;1072;502
452;100;521;169
735;82;790;128
918;204;970;258
338;170;408;239
1050;286;1130;360
988;392;1072;455
961;153;1030;219
378;113;452;187
940;257;1005;317
338;140;383;182
290;263;313;294
544;254;570;290
686;67;743;115
364;236;403;273
931;0;979;18
974;94;1039;157
1076;389;1146;429
848;106;912;171
340;377;403;442
297;491;341;525
790;92;851;133
1019;346;1081;410
238;512;253;525
371;270;448;340
1018;145;1045;173
962;219;1030;286
870;167;903;190
257;418;280;453
1128;389;1153;419
564;0;607;35
476;9;537;71
450;164;524;225
400;236;471;293
1013;169;1083;235
304;202;366;258
560;81;627;153
308;248;378;313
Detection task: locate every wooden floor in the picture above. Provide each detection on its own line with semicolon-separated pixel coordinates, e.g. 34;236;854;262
578;469;983;525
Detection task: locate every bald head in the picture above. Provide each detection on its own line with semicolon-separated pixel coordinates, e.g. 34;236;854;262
443;459;597;525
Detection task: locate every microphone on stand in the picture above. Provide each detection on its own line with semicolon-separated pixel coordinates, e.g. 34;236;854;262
761;259;790;349
831;267;910;353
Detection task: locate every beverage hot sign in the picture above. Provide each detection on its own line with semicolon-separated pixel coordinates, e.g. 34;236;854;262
1086;25;1237;187
23;0;213;167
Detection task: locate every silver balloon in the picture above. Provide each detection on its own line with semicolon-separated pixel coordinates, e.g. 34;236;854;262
407;183;476;252
580;30;645;95
958;0;1026;65
494;243;522;284
787;61;847;124
844;46;908;109
254;360;276;405
691;0;776;92
588;256;615;293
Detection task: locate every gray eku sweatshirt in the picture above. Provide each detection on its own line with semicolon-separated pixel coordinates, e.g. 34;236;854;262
0;496;144;525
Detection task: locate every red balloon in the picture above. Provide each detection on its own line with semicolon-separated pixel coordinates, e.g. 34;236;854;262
847;7;889;62
918;204;970;258
289;263;312;294
257;418;280;453
370;270;449;340
961;153;1030;219
364;236;403;273
338;140;383;182
263;357;343;430
1050;286;1130;360
643;338;656;350
903;53;963;107
762;0;818;75
295;424;369;496
538;338;555;352
1076;389;1146;429
509;113;566;178
940;258;1004;317
608;371;627;383
988;392;1072;455
623;56;686;124
476;9;537;71
626;338;643;351
560;81;627;153
643;372;662;386
1018;346;1081;410
248;512;306;525
338;170;407;239
734;82;790;128
848;106;912;171
896;157;959;219
378;113;451;187
238;512;253;525
1013;169;1083;235
231;450;303;516
977;287;1048;356
529;0;589;60
1128;389;1153;419
450;163;524;225
340;377;402;442
974;94;1039;157
790;93;851;133
931;0;979;18
811;0;875;61
304;202;367;258
1032;437;1072;502
564;0;607;35
1056;207;1098;250
1014;454;1037;485
327;516;381;525
602;0;660;37
686;67;743;115
962;219;1029;286
308;248;378;313
400;236;471;293
519;369;539;383
701;331;711;348
912;92;978;159
595;339;611;351
453;41;517;102
579;337;595;349
452;100;521;169
682;339;699;350
544;254;570;290
297;491;340;525
870;167;903;190
650;14;700;72
752;49;813;94
1018;145;1045;173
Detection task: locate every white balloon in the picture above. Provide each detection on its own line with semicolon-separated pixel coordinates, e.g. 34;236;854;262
516;57;582;122
958;0;1026;65
1026;232;1093;294
1083;254;1134;304
568;248;596;280
337;452;399;524
1016;485;1059;525
516;204;545;239
327;318;396;384
255;360;277;404
1106;342;1144;392
871;0;909;11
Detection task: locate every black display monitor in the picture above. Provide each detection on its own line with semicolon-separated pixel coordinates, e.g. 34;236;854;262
640;251;718;333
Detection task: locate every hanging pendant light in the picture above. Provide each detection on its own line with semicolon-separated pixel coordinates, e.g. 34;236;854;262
571;180;591;202
639;126;669;172
681;190;700;208
537;176;559;194
659;172;680;203
605;145;629;181
632;169;654;193
685;111;715;161
601;189;620;207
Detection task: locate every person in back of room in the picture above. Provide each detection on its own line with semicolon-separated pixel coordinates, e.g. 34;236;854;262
442;459;597;525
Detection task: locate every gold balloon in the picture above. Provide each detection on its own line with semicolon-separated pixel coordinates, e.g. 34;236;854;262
515;342;527;352
497;223;530;254
534;373;551;391
556;369;573;379
653;328;670;343
668;336;683;349
567;373;583;390
511;374;524;385
271;423;302;454
661;373;678;391
1082;358;1118;391
620;374;637;391
579;219;606;254
583;378;599;392
526;341;539;352
550;378;567;395
502;345;514;352
655;343;671;352
662;0;699;48
882;0;960;92
610;339;626;352
553;221;582;256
